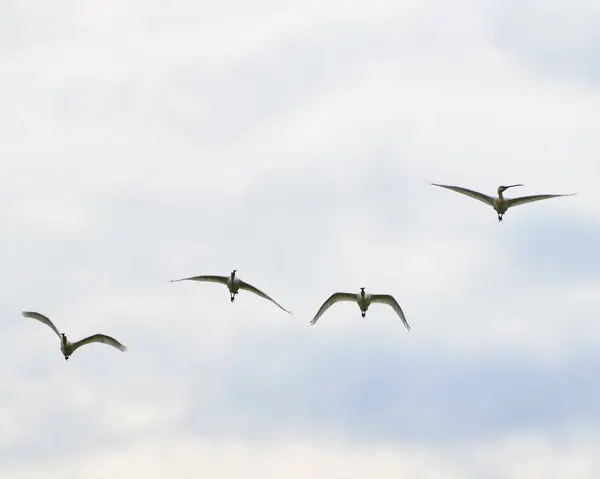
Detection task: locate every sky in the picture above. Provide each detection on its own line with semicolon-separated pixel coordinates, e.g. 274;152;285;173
1;1;600;477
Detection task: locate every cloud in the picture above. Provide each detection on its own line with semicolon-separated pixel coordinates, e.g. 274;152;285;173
3;428;600;478
488;0;600;83
2;0;600;477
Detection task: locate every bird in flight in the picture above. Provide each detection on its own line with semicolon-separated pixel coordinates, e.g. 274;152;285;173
22;311;127;361
430;182;576;222
310;287;410;330
170;269;292;313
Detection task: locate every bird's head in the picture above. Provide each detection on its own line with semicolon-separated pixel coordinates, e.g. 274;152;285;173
231;269;237;277
498;184;524;195
360;287;366;296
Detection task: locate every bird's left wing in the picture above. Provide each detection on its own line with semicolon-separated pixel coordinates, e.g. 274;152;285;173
71;334;127;353
238;280;292;314
507;193;576;208
370;295;411;331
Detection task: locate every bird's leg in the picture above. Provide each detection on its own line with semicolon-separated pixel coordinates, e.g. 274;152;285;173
497;214;503;222
361;311;366;318
64;356;69;361
230;293;235;302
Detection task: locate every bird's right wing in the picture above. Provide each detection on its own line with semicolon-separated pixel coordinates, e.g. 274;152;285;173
21;311;61;339
310;293;356;325
71;334;127;353
170;275;228;284
238;280;292;314
430;182;495;206
370;295;411;331
507;193;576;208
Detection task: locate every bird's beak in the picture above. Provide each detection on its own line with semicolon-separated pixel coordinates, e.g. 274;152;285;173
504;184;524;190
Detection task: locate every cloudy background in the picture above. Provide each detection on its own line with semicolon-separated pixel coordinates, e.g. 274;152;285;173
1;1;599;477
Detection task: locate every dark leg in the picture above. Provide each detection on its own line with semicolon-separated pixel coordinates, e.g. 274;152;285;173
230;293;235;302
497;214;503;222
361;311;366;318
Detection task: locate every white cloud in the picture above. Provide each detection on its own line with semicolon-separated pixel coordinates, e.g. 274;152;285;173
3;429;600;479
1;0;597;360
2;0;600;476
488;0;600;82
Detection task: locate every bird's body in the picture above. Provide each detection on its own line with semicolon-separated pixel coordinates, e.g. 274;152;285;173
170;269;292;313
310;287;410;330
430;182;576;222
22;311;127;361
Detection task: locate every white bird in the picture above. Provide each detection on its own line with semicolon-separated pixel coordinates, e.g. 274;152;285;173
310;287;410;330
170;269;292;314
430;182;576;222
22;311;127;361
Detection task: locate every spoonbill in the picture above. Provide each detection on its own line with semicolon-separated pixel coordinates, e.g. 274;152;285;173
171;269;292;313
310;287;410;330
22;311;127;361
430;182;576;222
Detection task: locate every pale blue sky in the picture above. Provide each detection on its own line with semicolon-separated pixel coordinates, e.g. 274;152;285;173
1;1;600;478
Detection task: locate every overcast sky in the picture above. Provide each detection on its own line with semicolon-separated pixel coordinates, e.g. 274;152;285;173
2;1;600;478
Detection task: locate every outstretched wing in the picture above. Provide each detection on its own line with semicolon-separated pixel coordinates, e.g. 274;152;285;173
21;311;61;339
310;292;356;325
430;182;495;206
507;193;576;209
170;275;228;285
370;295;411;331
71;334;127;353
238;280;292;314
